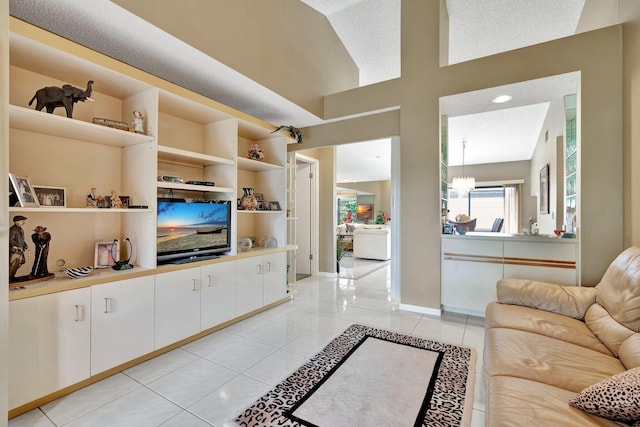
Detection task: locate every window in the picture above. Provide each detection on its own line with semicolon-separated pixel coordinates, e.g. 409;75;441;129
448;186;506;230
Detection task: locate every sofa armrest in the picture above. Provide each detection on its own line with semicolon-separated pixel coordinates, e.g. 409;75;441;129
496;278;597;320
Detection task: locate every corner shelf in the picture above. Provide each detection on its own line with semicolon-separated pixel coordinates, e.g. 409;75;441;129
9;207;152;213
9;105;154;147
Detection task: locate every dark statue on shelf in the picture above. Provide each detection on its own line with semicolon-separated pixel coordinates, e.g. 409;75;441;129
28;80;94;118
31;226;53;279
271;125;303;144
9;215;28;283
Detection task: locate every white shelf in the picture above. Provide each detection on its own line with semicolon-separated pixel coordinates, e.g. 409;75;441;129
158;145;234;167
237;157;284;172
9;105;154;147
156;181;234;193
237;210;284;214
9;207;152;213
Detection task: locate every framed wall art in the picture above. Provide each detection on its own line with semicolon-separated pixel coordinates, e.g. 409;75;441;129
94;241;119;269
33;185;66;207
539;163;550;214
8;173;39;207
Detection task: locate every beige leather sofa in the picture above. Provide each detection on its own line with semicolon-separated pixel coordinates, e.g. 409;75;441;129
484;246;640;426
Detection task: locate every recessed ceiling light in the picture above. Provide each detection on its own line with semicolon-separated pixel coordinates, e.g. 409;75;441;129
492;95;512;103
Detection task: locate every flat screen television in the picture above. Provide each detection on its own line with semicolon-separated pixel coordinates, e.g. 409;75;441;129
157;199;232;264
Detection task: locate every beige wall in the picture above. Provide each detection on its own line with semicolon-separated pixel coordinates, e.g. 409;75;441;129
339;181;391;221
113;0;358;117
297;2;628;308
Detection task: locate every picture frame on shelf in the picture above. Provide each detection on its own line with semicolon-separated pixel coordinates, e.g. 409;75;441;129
33;185;66;207
254;193;264;202
94;241;119;269
120;196;130;208
256;200;266;211
8;173;39;207
268;201;281;211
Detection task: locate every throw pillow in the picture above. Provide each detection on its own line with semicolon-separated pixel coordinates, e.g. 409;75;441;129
569;367;640;423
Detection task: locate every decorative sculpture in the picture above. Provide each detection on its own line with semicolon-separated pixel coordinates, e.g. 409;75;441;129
30;226;53;279
28;80;94;118
9;215;28;283
271;125;303;144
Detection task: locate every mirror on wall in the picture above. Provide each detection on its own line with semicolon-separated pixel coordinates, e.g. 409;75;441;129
440;72;580;235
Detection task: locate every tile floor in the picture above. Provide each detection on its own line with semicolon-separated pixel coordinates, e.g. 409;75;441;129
9;261;486;427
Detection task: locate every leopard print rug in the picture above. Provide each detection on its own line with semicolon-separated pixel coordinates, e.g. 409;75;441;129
228;324;476;427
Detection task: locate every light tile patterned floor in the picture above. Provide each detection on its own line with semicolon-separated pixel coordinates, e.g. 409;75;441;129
9;261;486;427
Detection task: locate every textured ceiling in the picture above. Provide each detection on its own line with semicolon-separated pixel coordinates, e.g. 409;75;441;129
10;0;606;182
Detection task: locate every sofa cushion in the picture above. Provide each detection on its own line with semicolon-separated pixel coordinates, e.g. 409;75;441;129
620;334;640;369
595;246;640;332
484;328;625;393
585;303;636;357
486;376;623;427
569;367;640;423
486;302;612;355
496;279;597;319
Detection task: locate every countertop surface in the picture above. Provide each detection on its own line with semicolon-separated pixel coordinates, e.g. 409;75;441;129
442;231;579;243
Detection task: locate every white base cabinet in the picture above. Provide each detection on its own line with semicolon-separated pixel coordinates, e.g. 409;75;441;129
201;261;236;330
90;276;155;375
9;288;91;409
236;252;287;316
155;267;202;349
441;235;578;315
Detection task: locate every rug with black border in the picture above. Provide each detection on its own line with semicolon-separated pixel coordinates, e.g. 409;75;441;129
228;324;476;427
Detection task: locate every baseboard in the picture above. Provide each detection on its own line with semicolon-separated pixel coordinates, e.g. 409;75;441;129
399;303;441;317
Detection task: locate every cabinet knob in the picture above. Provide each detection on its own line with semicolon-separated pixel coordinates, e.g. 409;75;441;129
257;264;263;274
192;278;199;291
104;298;112;313
207;275;214;287
266;262;272;272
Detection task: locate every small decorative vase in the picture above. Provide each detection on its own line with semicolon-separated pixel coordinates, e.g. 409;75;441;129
239;187;257;211
238;238;252;252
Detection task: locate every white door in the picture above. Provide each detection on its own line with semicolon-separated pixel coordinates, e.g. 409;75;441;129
155;267;202;349
263;252;287;305
91;276;155;375
235;256;264;316
9;288;91;409
296;163;311;275
201;261;236;329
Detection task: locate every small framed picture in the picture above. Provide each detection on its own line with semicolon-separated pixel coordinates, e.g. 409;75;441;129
269;201;281;211
254;193;264;202
33;185;66;207
94;241;119;269
8;173;39;207
120;196;130;208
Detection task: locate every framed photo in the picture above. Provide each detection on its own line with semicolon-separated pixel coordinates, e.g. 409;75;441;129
540;163;550;214
120;196;130;208
94;241;119;269
33;185;66;207
8;173;39;207
256;200;266;210
254;193;264;202
269;201;281;211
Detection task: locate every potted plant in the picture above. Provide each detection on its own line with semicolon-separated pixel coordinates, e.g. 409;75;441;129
337;236;349;273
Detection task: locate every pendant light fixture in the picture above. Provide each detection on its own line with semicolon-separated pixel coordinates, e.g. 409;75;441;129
452;139;475;196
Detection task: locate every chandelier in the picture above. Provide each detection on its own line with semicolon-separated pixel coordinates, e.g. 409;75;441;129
452;140;475;196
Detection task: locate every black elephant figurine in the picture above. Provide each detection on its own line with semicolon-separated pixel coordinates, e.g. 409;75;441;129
28;80;94;118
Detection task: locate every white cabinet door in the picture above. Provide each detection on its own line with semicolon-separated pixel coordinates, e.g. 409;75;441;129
263;252;287;306
235;257;264;316
201;261;236;330
155;267;202;349
91;276;155;375
504;241;578;285
9;288;91;409
441;238;504;314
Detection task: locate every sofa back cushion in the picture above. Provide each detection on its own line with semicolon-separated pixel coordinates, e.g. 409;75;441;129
595;246;640;332
619;333;640;369
585;304;636;357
